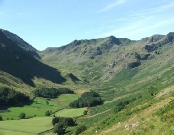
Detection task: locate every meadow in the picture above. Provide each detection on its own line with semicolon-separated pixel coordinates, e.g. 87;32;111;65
0;93;83;135
0;94;79;120
55;108;87;118
0;117;53;134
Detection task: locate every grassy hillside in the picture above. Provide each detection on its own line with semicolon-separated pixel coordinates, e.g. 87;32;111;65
38;32;174;134
40;33;174;87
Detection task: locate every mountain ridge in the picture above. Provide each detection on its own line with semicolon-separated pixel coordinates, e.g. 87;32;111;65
40;31;174;86
0;29;40;59
0;29;66;88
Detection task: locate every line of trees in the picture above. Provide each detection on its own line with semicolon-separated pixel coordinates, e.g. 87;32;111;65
69;91;103;108
0;87;31;107
33;88;74;98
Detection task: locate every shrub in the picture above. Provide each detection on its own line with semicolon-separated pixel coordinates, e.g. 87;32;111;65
83;110;88;115
19;112;25;119
45;110;51;116
53;123;65;135
0;116;2;121
75;126;87;135
52;117;59;125
64;118;75;127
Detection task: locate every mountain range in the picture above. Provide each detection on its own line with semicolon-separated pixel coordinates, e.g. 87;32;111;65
0;28;174;134
1;29;174;93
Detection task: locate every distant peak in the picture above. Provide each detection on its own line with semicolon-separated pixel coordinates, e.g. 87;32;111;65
140;34;164;43
108;35;116;39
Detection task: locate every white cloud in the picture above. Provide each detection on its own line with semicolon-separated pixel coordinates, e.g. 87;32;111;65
99;17;174;40
149;2;174;13
131;1;174;18
95;1;174;39
99;0;126;13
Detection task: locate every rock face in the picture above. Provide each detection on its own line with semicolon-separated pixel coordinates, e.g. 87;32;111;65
145;32;174;52
109;60;116;68
141;34;164;44
125;122;140;130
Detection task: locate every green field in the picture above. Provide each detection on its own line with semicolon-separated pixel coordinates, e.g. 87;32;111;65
0;117;53;134
1;97;57;120
0;130;32;135
0;94;82;135
55;108;87;118
51;94;79;107
0;94;79;120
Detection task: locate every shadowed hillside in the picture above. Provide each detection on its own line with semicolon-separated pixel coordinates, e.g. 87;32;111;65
0;30;66;86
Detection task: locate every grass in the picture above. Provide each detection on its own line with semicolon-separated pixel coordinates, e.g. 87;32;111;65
82;92;174;135
55;108;87;118
0;129;32;135
1;95;79;120
0;94;81;135
0;117;53;134
51;94;80;107
1;97;56;120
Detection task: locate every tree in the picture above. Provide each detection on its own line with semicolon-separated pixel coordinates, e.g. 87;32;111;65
69;91;103;108
64;118;75;127
19;112;25;119
74;126;87;135
33;88;74;98
45;110;51;116
53;123;65;135
83;110;88;115
0;87;31;107
0;116;2;121
52;117;59;125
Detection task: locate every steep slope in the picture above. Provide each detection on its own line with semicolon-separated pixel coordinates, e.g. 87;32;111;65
0;29;40;58
40;36;133;83
0;30;66;88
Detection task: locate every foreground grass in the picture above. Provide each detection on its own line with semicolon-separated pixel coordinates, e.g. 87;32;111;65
0;117;53;134
81;93;174;135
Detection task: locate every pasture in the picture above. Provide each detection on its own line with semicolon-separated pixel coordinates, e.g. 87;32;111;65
0;117;53;134
0;94;79;120
55;108;87;118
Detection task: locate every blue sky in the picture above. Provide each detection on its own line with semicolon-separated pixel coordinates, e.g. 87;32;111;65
0;0;174;50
